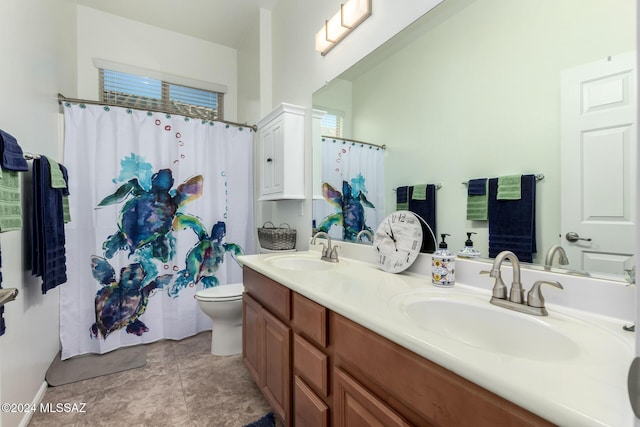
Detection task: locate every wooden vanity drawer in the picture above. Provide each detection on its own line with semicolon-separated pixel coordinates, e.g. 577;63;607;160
294;375;329;427
243;266;290;321
293;333;329;398
293;292;328;347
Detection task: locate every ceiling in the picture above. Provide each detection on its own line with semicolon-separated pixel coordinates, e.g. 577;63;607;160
68;0;279;49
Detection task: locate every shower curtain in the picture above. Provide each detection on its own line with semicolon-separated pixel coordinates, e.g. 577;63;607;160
314;138;384;242
60;103;254;360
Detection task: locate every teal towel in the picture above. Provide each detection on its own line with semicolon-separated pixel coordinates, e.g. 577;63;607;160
412;184;427;200
497;175;521;200
0;169;22;231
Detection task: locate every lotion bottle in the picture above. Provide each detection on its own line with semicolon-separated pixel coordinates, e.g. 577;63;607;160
432;233;455;287
458;232;481;259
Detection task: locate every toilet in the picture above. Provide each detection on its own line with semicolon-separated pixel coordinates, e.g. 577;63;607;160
195;282;245;356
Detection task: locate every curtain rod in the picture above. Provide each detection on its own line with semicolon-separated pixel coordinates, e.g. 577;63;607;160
57;93;258;132
321;135;386;150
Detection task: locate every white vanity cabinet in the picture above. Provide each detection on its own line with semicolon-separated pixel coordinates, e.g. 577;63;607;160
257;103;305;200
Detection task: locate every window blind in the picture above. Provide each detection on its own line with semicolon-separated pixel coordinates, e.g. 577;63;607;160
100;69;224;120
320;113;344;137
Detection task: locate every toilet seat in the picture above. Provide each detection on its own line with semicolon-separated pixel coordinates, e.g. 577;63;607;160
195;283;244;302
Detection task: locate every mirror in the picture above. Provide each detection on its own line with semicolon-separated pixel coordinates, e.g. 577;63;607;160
312;0;636;280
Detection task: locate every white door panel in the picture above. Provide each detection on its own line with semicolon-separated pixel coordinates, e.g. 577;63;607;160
561;51;636;278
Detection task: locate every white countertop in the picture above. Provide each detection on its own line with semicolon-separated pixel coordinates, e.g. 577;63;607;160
238;249;636;427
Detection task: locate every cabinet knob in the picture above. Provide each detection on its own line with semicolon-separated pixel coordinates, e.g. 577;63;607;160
266;158;273;162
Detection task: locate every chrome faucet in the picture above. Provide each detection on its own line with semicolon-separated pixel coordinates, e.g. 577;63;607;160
481;250;563;316
544;245;569;269
355;229;373;244
485;250;523;303
311;231;339;262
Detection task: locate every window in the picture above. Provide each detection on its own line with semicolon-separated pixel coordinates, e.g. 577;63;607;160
100;69;224;120
320;112;344;137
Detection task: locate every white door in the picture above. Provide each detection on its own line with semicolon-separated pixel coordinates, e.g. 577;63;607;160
561;51;636;278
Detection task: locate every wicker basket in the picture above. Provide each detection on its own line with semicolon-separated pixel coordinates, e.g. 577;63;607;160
257;222;297;250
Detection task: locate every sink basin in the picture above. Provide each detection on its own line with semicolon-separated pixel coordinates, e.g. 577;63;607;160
396;293;582;361
265;255;345;271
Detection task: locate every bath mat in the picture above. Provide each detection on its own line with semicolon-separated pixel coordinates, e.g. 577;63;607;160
45;345;147;386
243;412;275;427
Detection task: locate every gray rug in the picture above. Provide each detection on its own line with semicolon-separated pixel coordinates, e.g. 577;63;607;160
45;346;147;386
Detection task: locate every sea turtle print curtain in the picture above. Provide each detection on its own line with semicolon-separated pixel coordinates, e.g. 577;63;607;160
313;138;384;242
60;103;254;359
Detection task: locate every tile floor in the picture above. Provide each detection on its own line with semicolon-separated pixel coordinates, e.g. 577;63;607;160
28;331;272;427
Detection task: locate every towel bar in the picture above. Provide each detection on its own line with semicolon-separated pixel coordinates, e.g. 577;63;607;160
462;174;544;186
0;288;18;307
393;183;442;191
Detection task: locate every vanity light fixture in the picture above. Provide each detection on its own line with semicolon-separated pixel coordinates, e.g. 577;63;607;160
315;0;372;56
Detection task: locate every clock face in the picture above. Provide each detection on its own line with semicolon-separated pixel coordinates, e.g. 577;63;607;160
373;211;424;273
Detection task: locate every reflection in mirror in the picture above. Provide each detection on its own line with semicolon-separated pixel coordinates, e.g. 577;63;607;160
313;135;385;243
312;0;636;281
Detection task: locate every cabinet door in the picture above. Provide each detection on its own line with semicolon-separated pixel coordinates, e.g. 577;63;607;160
334;368;411;427
294;375;329;427
262;308;291;424
242;294;261;384
260;119;284;196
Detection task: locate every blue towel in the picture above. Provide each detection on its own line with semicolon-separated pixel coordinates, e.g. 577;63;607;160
488;174;536;263
467;178;487;195
408;184;437;252
31;157;67;293
0;130;28;171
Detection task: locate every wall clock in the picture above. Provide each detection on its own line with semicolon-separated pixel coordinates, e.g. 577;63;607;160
373;211;424;273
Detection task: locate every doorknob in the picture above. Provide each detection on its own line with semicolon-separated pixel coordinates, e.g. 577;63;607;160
565;232;592;243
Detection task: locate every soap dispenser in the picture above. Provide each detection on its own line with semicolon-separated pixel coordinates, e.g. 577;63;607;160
432;233;455;287
458;232;481;259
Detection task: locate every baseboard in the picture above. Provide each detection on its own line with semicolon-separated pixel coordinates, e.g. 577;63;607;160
18;380;47;427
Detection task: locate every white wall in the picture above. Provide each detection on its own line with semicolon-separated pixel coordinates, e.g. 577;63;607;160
346;0;635;260
0;1;77;426
237;29;260;126
76;6;239;121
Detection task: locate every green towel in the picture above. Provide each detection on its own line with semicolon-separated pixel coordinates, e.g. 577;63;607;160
47;157;67;189
63;195;71;223
396;186;409;210
396;201;409;210
412;184;427;200
497;175;521;200
466;184;488;221
0;169;22;231
45;157;71;222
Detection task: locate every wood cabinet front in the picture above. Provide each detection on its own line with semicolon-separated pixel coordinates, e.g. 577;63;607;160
242;267;292;425
334;368;411;427
242;266;553;427
294;375;329;427
262;309;291;423
331;312;554;427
